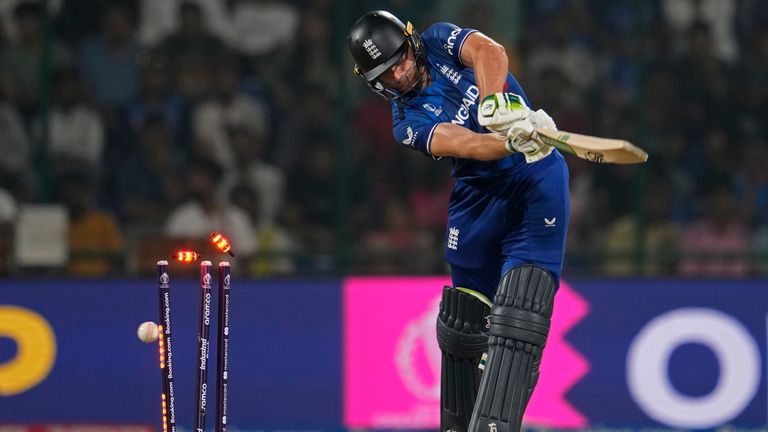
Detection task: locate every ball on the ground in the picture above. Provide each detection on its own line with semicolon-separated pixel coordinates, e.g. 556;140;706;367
137;321;159;343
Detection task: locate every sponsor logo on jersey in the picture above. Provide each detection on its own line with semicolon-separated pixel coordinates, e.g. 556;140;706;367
402;127;418;147
443;27;462;56
423;103;443;116
451;85;480;126
545;217;557;227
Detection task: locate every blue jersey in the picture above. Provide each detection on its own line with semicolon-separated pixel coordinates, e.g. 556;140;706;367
391;22;531;183
388;22;570;297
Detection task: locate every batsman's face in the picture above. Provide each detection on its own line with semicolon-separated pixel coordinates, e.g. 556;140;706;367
378;45;419;92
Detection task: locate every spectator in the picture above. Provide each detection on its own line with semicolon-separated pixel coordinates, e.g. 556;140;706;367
289;9;334;93
31;68;105;177
229;0;299;60
175;54;211;107
360;196;426;274
407;161;452;233
0;91;32;187
679;186;750;277
286;141;336;250
735;27;768;138
192;56;268;169
742;139;768;227
523;5;599;96
675;22;735;135
272;86;332;171
117;115;184;228
159;0;229;70
218;125;283;225
604;184;681;277
128;50;184;144
57;171;123;276
693;129;738;195
662;0;738;62
138;0;232;47
79;2;141;109
229;183;297;276
164;158;257;257
1;1;72;118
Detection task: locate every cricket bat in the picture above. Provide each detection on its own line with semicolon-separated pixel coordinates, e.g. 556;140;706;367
534;128;649;164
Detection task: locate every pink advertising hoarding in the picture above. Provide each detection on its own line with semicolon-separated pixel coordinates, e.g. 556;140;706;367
343;277;589;429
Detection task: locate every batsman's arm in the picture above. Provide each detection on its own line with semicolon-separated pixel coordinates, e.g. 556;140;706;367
460;32;508;100
430;122;510;161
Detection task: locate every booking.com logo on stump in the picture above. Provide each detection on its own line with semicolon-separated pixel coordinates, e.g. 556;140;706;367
342;278;767;429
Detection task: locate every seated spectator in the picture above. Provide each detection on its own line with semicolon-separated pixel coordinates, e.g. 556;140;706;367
679;186;750;277
57;171;123;276
128;51;184;144
230;0;298;64
192;56;268;169
159;0;228;70
229;183;297;276
361;196;423;274
1;1;72;118
289;9;334;93
139;0;232;47
31;68;105;176
175;54;211;107
218;125;283;225
0;93;32;190
524;7;599;97
286;141;336;251
164;158;257;257
406;161;452;232
117;115;185;228
604;184;681;276
661;0;738;62
674;23;735;133
272;86;332;172
79;2;141;109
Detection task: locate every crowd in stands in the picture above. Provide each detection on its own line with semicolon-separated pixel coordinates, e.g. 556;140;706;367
0;0;765;278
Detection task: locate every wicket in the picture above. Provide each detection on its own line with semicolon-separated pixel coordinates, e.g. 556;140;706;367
157;260;176;432
156;260;232;432
216;262;231;432
194;262;213;431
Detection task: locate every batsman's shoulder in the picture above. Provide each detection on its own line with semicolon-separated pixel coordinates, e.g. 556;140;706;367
390;102;431;126
422;22;459;41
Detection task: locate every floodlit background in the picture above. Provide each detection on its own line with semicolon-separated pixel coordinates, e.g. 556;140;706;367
1;0;766;431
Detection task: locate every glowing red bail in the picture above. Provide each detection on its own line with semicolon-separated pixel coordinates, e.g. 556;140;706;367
174;250;199;263
211;232;235;257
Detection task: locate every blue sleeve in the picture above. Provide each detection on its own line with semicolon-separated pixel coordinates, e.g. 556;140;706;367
422;22;478;67
392;107;440;158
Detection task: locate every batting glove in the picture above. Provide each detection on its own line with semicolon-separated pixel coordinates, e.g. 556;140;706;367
505;120;553;163
529;108;557;131
478;92;531;134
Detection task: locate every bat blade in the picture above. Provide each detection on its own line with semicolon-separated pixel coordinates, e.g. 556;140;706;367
534;128;649;164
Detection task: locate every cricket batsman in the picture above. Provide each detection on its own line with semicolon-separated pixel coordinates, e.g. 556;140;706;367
348;11;570;432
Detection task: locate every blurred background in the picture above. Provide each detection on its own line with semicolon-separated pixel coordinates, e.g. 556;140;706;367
0;0;765;278
1;0;767;431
